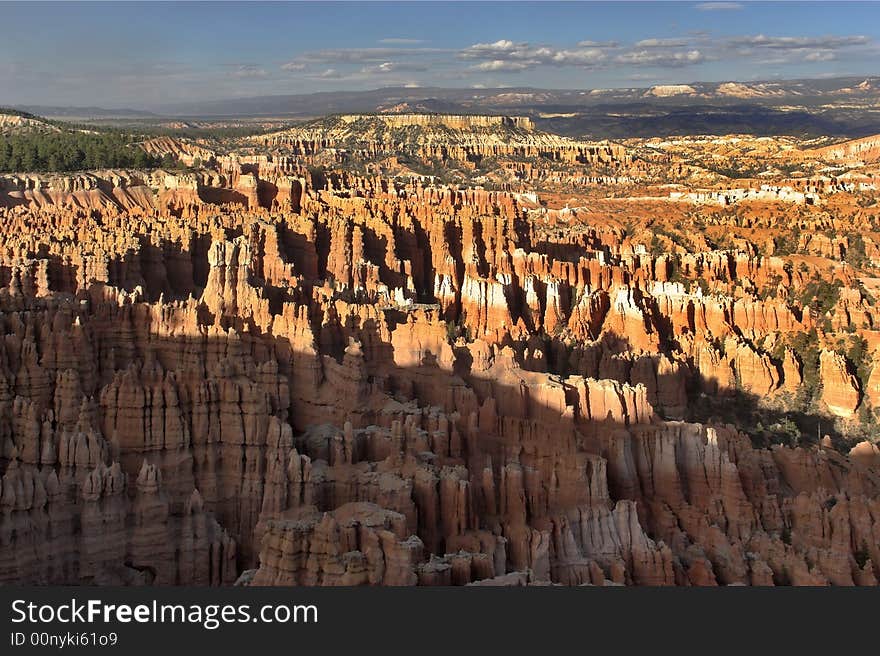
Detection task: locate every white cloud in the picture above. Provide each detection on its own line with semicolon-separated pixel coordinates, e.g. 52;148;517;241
360;61;429;74
229;65;268;78
576;40;619;48
472;60;532;72
461;40;607;70
615;49;705;67
635;38;692;48
730;34;870;49
551;49;607;65
312;68;342;79
461;40;523;58
804;50;837;62
263;31;872;90
695;2;744;10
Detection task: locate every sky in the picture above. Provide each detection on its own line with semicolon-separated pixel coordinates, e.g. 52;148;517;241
1;1;879;109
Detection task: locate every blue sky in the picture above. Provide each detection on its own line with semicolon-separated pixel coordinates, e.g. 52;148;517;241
2;1;879;108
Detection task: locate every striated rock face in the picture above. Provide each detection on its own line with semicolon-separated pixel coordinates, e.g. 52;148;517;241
2;118;880;587
807;134;880;165
251;503;422;586
255;114;629;169
0;457;236;585
340;113;535;131
819;350;860;418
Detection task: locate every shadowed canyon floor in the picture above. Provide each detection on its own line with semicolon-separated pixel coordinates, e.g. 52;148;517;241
1;112;880;586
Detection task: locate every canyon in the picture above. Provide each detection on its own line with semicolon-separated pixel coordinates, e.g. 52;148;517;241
1;111;880;586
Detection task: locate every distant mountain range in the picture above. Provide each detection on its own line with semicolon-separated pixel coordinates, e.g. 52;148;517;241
13;76;877;119
11;76;880;140
150;76;880;117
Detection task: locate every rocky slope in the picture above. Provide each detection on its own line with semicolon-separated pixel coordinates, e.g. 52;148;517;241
0;111;62;135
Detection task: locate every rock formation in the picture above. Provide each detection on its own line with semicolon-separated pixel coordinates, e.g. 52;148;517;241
1;113;880;588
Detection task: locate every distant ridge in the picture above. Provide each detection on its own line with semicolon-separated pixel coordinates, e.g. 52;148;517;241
12;105;159;119
151;76;880;118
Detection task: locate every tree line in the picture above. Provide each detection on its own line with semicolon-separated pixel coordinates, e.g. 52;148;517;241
0;131;168;173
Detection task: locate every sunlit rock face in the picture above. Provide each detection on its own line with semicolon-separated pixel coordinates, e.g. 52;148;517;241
1;118;880;587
